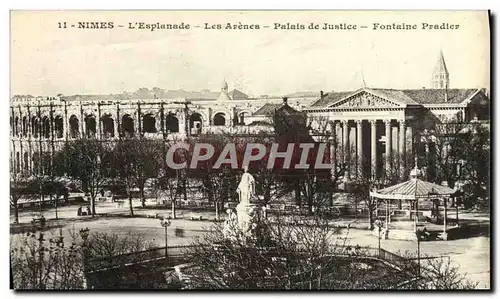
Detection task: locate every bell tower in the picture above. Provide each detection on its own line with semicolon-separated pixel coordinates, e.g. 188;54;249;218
432;50;450;89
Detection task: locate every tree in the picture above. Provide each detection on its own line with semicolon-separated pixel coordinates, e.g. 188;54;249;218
10;172;30;224
350;170;377;229
392;251;479;290
11;231;85;290
60;138;112;216
460;124;490;208
40;151;69;220
187;134;238;220
113;138;163;215
155;169;184;219
432;123;469;189
425;122;490;209
10;229;159;290
181;211;427;290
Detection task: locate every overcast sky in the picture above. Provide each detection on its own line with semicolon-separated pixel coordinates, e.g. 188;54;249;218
11;10;489;97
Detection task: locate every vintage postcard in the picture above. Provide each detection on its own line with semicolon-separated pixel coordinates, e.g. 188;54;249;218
9;10;490;290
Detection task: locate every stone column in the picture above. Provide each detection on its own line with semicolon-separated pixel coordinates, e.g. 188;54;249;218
97;102;102;139
370;120;377;180
335;122;341;146
115;103;120;139
385;120;392;179
399;121;406;180
342;120;350;181
356;120;363;177
136;102;142;136
331;121;337;178
80;104;85;138
27;106;32;138
63;102;68;140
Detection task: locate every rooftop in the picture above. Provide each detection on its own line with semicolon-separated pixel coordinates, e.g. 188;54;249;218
310;87;484;108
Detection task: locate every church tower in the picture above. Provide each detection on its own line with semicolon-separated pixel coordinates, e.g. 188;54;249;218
432;50;450;89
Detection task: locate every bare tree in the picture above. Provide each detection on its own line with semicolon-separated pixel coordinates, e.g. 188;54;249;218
10;229;159;290
10;231;85;290
181;210;423;290
114;138;163;215
60;139;112;216
155;169;184;219
10;172;30;224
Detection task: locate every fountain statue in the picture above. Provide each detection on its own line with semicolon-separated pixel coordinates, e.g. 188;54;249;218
220;167;263;242
237;166;255;205
236;167;259;238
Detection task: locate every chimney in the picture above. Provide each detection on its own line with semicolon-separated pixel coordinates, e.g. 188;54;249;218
282;97;288;105
320;90;324;98
444;84;448;102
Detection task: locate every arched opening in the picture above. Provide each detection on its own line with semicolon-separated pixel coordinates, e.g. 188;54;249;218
122;114;135;137
23;152;29;173
69;115;79;138
10;116;13;136
238;112;248;125
42;116;50;138
22;117;28;137
54;116;64;138
165;114;179;133
31;117;39;138
143;114;156;133
14;117;19;136
101;115;115;138
213;113;226;126
189;113;203;135
15;152;20;173
85;115;97;137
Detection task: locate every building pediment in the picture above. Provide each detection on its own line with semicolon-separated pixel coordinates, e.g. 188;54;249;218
327;90;404;108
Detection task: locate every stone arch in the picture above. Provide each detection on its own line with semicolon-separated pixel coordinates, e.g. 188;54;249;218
165;114;179;133
42;116;50;138
237;110;252;125
189;112;203;135
31;116;39;138
22;116;28;137
85;115;97;137
54;115;64;138
213;112;226;126
101;114;115;137
122;114;135;137
69;115;80;138
142;113;156;133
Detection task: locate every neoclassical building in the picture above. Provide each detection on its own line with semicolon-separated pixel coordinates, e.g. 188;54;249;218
306;52;490;181
10;52;489;182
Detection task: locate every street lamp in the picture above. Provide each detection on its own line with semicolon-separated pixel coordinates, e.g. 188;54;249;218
159;218;171;259
374;218;383;257
415;227;428;276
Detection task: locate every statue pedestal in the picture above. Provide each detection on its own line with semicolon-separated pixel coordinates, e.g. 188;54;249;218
236;203;259;237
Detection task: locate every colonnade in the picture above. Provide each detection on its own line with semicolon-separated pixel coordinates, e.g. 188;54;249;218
330;119;412;182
